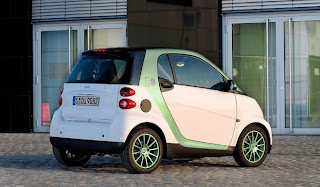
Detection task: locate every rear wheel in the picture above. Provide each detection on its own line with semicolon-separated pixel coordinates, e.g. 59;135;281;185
53;146;91;166
234;125;269;167
120;127;163;174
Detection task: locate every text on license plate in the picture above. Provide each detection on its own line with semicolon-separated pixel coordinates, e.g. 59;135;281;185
73;96;100;106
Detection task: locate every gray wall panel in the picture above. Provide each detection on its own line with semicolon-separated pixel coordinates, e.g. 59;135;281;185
32;0;127;22
128;0;222;67
222;0;320;12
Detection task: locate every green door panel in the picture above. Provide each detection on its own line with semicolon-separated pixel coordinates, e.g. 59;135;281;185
308;55;320;127
232;23;266;113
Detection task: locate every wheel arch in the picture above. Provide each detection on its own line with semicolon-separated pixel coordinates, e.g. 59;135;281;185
236;123;272;154
251;123;272;153
125;122;168;158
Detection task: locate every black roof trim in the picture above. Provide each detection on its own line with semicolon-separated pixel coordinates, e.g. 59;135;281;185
82;47;170;54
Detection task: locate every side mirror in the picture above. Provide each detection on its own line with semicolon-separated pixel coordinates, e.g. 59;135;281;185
159;78;174;92
223;78;233;91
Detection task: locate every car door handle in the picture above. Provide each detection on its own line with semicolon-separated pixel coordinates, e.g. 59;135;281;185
159;78;174;92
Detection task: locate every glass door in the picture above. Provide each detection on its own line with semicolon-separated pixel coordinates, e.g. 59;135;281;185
284;20;320;134
41;30;77;127
34;26;80;132
226;18;281;134
225;13;320;134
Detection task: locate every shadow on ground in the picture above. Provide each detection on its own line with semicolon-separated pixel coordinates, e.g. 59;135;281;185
0;153;240;174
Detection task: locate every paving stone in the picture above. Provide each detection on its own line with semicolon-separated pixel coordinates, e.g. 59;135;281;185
0;134;319;186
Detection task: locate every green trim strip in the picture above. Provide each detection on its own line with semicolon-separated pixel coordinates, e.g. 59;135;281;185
139;49;229;150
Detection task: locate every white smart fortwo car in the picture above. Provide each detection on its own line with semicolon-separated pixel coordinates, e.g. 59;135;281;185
50;48;272;174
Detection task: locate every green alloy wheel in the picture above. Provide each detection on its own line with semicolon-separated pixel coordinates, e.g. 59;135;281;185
242;130;265;163
234;125;269;167
120;127;163;174
132;133;160;169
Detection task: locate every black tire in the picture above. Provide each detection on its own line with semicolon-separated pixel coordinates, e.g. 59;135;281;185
52;146;91;166
233;125;269;167
120;127;163;174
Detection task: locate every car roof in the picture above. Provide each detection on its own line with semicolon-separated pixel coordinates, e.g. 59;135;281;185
82;47;196;60
83;47;193;54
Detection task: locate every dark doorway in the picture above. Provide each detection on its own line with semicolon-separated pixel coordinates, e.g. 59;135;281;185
0;0;33;132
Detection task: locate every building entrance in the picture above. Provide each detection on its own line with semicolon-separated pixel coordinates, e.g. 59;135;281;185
33;21;127;132
224;12;320;134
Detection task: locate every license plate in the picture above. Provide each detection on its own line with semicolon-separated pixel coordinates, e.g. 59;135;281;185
73;96;100;106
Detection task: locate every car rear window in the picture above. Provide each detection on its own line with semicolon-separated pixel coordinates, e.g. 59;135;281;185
67;55;131;84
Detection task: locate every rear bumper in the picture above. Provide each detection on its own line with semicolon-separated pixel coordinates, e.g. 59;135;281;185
50;137;124;154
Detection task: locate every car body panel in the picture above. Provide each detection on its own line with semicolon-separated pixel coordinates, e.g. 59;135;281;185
61;83;119;123
50;48;273;159
162;84;237;146
230;94;273;147
50;85;178;144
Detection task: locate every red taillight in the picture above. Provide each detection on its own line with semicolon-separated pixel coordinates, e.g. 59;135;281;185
60;85;64;94
59;97;63;106
93;49;107;53
119;99;136;109
120;87;136;97
59;85;64;106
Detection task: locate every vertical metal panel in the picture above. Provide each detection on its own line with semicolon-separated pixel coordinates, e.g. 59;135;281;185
288;18;293;133
87;26;90;50
68;27;71;73
32;0;127;22
266;19;270;123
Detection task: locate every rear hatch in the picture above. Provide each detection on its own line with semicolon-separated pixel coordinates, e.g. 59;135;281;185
61;49;143;123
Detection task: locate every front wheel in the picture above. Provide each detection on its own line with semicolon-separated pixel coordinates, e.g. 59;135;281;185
53;146;91;166
234;125;269;167
120;127;163;174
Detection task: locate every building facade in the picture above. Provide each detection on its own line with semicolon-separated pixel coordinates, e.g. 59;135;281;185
222;0;320;134
32;0;127;132
31;0;222;132
2;0;319;134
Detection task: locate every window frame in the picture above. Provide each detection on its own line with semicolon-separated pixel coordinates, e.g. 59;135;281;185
157;54;176;83
166;53;226;90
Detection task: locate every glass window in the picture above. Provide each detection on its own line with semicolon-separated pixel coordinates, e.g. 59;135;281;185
84;28;123;50
232;22;277;128
170;54;224;90
41;30;77;126
67;55;129;84
285;21;320;128
157;54;174;83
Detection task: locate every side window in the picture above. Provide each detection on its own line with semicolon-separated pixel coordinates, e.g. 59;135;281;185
157;54;174;83
170;54;224;90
